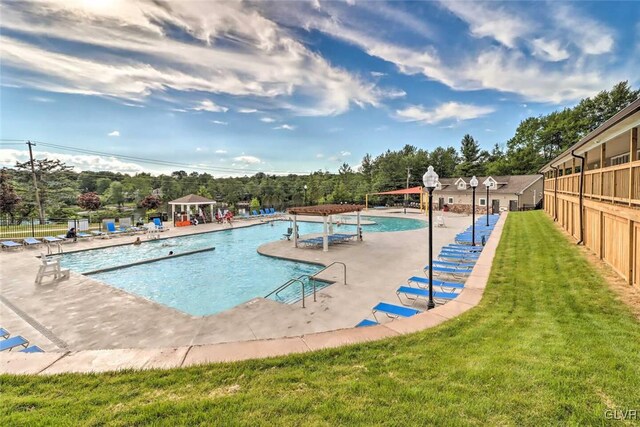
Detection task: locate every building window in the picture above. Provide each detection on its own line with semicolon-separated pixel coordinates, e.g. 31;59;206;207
479;198;486;206
447;197;454;204
565;167;572;175
610;153;630;166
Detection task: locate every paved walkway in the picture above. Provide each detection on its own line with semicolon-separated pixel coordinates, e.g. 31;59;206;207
1;210;507;374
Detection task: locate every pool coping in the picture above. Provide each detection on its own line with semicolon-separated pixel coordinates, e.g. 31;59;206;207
0;213;507;375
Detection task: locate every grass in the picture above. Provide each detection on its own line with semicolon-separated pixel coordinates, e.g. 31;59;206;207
1;211;639;426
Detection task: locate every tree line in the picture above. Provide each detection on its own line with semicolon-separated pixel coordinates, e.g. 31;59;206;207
1;81;637;222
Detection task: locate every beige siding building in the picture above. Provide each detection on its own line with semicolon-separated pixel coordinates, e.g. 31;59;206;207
433;175;544;214
540;98;639;287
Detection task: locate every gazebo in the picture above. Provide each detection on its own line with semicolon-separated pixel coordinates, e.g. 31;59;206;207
365;186;425;212
168;194;217;226
287;204;364;252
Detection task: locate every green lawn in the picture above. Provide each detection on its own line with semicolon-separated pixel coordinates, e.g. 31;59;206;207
2;211;639;425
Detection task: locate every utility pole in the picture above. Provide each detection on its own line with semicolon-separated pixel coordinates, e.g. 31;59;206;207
27;141;45;223
404;167;411;214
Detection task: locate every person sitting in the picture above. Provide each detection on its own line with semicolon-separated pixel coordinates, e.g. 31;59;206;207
66;227;77;242
133;237;142;246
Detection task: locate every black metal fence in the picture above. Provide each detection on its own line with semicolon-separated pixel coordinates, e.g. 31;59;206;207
0;216;131;240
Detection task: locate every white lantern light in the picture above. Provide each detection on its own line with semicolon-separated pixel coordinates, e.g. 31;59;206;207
469;176;478;188
422;166;439;190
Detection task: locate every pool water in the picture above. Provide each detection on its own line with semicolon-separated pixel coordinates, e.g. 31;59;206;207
60;216;425;316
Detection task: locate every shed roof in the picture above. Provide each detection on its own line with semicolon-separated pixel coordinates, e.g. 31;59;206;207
168;194;216;204
435;175;542;195
288;204;364;216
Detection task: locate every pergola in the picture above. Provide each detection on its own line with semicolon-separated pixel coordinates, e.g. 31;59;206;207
365;186;424;212
287;204;364;252
168;194;217;226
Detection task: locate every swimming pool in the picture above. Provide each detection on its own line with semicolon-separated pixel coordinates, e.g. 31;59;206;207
60;216;425;316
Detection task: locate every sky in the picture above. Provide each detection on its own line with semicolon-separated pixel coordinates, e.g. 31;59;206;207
1;0;638;176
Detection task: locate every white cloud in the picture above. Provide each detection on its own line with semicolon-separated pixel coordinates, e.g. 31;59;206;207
316;153;324;158
29;96;54;103
215;149;228;154
238;108;258;113
0;1;380;116
440;1;531;48
273;124;295;130
260;117;276;123
211;120;228;125
531;38;570;62
340;151;351;156
192;100;228;113
550;4;614;55
396;102;494;124
0;148;143;174
371;71;386;77
233;155;261;164
108;130;120;137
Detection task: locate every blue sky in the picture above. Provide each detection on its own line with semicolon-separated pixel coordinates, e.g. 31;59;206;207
1;0;638;176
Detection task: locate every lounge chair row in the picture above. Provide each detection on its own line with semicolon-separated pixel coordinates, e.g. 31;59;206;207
0;327;43;353
355;220;498;326
299;233;356;247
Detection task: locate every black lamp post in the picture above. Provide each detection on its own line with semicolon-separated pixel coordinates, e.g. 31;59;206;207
423;166;439;310
303;184;308;206
469;176;478;246
483;178;491;226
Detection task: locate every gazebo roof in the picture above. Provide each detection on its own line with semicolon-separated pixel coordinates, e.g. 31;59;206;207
287;204;364;216
168;194;216;204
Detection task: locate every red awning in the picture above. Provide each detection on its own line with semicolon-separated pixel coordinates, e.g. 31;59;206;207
370;186;423;195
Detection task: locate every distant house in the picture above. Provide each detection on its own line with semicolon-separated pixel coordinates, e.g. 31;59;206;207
539;98;639;287
433;175;544;214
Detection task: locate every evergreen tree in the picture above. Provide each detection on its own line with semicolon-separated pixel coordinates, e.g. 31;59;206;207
455;134;487;177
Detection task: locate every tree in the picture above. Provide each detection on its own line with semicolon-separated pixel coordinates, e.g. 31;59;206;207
249;197;260;211
14;158;73;222
77;192;101;211
429;147;459;178
455;134;487;177
77;192;101;223
0;168;21;222
140;195;162;210
105;181;125;209
96;178;112;194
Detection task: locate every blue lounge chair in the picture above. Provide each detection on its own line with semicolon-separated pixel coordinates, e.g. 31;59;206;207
408;276;465;291
20;345;44;353
106;222;124;235
43;236;62;244
77;232;93;239
0;328;9;339
23;237;43;247
425;265;472;278
425;261;474;270
428;260;475;268
372;302;421;321
396;286;458;306
355;319;379;327
0;335;29;351
152;218;167;231
1;240;23;250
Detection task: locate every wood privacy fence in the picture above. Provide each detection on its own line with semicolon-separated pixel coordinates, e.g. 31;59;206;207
544;160;640;287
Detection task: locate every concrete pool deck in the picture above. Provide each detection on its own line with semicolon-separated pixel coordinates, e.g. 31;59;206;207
1;210;507;374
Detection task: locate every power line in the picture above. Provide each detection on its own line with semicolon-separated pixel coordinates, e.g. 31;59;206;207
1;139;314;175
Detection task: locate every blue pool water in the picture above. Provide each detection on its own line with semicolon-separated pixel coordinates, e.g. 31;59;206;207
60;216;425;316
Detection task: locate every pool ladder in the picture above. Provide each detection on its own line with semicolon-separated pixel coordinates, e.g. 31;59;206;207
264;262;347;308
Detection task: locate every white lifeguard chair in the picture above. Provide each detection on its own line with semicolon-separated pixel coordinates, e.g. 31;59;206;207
35;253;70;284
146;222;160;240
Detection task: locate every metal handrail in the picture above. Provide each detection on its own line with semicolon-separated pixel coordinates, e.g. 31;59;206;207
264;261;347;307
310;261;347;285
